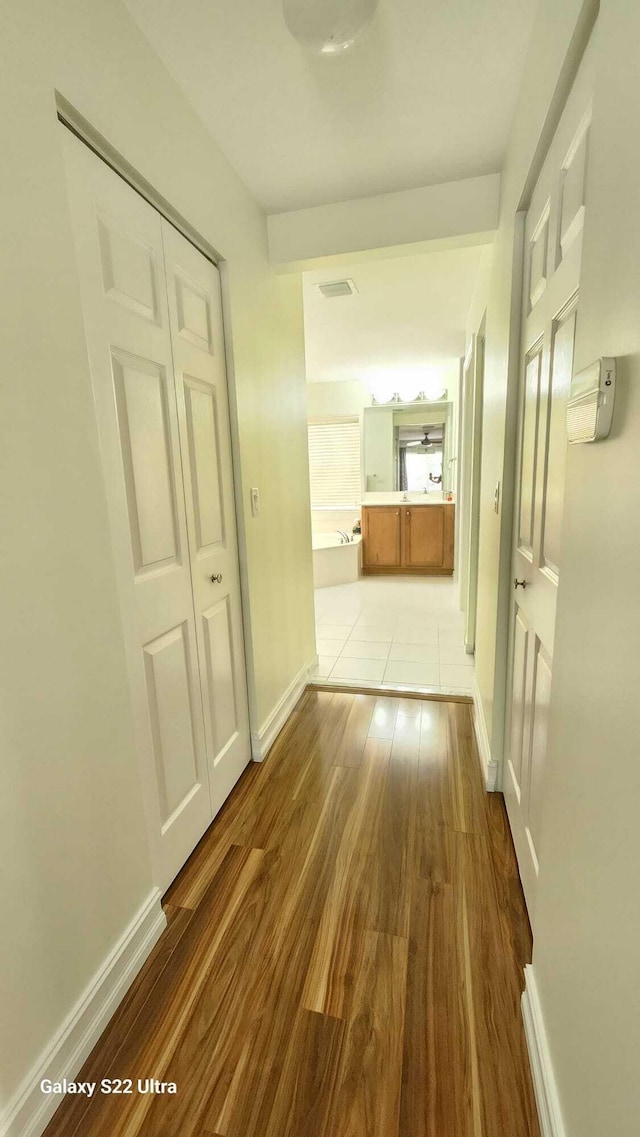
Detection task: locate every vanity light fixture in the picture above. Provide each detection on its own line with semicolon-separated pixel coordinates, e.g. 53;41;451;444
370;389;448;407
283;0;379;55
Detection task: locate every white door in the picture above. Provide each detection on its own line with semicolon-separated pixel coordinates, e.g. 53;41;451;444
162;224;251;815
62;128;250;889
504;41;595;916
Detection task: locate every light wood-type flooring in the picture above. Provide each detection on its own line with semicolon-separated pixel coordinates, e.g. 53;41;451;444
44;689;539;1137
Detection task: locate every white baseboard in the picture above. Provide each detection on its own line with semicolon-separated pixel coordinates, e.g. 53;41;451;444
1;889;166;1137
250;660;315;761
522;965;566;1137
471;673;499;791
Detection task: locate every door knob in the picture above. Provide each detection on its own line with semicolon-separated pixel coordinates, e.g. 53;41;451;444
514;578;527;589
210;573;223;583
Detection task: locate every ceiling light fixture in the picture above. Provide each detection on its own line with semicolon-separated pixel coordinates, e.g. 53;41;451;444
283;0;379;55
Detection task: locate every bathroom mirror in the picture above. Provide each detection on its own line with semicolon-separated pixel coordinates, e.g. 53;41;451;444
363;402;454;493
395;422;444;491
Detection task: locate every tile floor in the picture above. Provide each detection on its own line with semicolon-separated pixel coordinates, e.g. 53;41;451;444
312;575;475;696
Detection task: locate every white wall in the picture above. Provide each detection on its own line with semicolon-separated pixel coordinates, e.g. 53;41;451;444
268;174;499;267
0;0;314;1116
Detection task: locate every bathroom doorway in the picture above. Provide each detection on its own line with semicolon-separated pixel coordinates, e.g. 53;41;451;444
302;246;490;695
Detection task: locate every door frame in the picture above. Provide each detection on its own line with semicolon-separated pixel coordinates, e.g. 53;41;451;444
57;98;255;859
458;324;484;652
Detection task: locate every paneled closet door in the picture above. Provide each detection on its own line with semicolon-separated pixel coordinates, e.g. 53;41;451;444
62;128;248;890
503;38;595;918
162;224;251;815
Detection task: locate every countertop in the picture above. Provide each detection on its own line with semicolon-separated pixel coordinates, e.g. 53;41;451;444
361;492;455;507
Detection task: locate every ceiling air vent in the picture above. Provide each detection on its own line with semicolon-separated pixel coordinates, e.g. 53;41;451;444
317;278;357;298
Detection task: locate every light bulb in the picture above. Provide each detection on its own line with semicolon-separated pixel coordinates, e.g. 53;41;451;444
396;380;420;403
368;377;394;404
283;0;379;55
423;377;447;401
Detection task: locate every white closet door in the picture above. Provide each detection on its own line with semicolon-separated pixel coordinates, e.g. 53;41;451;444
162;224;251;815
62;128;218;890
504;40;595;917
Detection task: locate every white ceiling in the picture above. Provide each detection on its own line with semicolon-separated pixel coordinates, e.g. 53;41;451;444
124;0;537;213
303;244;487;384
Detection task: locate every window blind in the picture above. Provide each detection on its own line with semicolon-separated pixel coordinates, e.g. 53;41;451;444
307;418;361;508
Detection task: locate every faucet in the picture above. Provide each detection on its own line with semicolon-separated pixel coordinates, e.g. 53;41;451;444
337;529;351;543
402;490;409;502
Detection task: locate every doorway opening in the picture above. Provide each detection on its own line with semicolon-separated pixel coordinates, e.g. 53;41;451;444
302;246;490;695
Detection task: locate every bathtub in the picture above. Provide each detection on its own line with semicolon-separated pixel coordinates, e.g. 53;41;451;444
312;532;362;589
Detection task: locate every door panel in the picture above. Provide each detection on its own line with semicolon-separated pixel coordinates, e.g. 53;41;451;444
183;378;225;551
97;210;159;322
528;205;549;309
111;351;181;573
508;608;530;794
540;307;576;577
527;642;553;858
559;121;589;259
202;598;239;758
143;623;200;822
362;507;401;567
504;39;595;917
163;223;251;813
403;506;445;567
518;349;542;556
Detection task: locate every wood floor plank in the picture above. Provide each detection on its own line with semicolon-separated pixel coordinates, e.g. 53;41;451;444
43;694;540;1137
447;703;489;836
400;876;476;1137
367;695;399;739
368;703;420;937
302;738;391;1018
253;1009;346;1137
332;692;376;767
485;792;533;980
415;701;455;882
328;930;408;1137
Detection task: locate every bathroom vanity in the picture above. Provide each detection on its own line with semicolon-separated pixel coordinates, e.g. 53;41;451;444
361;494;455;574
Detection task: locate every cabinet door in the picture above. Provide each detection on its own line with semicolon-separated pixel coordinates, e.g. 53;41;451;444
402;506;451;568
362;507;401;567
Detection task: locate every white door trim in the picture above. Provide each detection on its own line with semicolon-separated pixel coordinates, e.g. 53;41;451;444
57;95;221;268
472;673;498;790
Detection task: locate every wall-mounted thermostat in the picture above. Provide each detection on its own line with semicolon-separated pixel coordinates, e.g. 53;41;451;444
567;357;616;443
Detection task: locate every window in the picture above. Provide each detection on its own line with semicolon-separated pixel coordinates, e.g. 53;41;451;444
307;417;361;508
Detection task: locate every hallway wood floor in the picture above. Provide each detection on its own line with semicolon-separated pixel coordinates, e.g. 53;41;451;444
44;689;539;1137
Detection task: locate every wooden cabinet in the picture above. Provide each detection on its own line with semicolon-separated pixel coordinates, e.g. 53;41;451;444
362;504;454;575
361;506;402;568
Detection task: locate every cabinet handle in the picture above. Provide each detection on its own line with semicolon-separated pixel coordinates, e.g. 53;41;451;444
406;511;410;517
